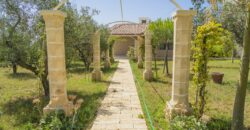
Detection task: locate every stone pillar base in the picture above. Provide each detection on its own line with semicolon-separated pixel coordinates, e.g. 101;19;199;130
43;101;73;116
165;100;193;119
110;57;115;63
137;62;143;68
104;61;111;69
92;70;102;81
143;70;153;81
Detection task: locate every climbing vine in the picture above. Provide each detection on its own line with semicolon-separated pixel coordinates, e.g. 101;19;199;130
192;21;233;118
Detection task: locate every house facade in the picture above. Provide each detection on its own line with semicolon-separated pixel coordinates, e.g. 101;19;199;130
110;18;173;59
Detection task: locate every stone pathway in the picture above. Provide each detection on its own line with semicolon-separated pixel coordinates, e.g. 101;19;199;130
91;58;148;130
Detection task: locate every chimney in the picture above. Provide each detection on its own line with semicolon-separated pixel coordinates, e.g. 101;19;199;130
139;17;150;24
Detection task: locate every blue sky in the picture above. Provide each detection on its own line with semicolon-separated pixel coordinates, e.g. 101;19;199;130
71;0;193;25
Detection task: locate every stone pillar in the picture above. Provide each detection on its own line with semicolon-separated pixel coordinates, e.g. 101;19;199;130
110;44;115;62
137;36;143;68
92;31;102;81
166;10;196;117
104;47;111;69
143;31;153;81
41;10;73;116
134;39;138;60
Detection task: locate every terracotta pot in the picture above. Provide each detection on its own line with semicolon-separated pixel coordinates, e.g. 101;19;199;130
211;72;224;84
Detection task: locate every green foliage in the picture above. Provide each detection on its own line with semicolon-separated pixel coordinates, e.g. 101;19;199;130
22;123;35;130
221;1;246;47
39;110;72;129
0;61;118;129
99;26;110;52
149;18;173;77
0;0;101;95
192;21;233;118
148;18;173;48
37;99;108;130
206;117;231;130
127;47;136;61
108;36;121;62
169;116;208;130
63;6;99;70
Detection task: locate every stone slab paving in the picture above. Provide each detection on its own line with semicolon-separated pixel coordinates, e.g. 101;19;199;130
91;58;148;130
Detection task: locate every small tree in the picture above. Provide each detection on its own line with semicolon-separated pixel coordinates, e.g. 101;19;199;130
99;26;111;68
192;21;233;118
68;7;99;70
148;18;173;77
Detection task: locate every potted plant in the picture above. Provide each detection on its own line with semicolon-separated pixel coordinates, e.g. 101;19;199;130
211;72;224;84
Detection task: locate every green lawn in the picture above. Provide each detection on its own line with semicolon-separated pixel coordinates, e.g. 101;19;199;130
0;61;118;130
130;59;250;130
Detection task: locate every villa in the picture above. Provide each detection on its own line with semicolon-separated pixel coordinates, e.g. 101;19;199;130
110;18;173;59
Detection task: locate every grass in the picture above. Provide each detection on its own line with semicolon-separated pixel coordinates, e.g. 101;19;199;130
0;61;118;130
130;59;250;130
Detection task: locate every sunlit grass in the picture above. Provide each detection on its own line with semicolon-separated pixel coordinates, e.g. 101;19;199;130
130;59;250;130
0;61;118;129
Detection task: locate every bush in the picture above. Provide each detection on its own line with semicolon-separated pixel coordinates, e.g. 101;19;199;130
38;99;94;130
39;110;73;130
0;110;2;117
127;47;136;61
206;118;231;130
169;115;208;130
22;123;35;130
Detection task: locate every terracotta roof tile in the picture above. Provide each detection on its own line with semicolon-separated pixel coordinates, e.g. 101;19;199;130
110;23;148;35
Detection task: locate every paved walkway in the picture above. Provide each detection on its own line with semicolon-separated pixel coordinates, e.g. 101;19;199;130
91;58;148;130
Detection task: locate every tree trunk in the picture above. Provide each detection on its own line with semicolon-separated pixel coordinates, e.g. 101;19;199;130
231;7;250;130
41;74;49;98
12;62;17;74
163;42;169;76
153;48;158;78
231;44;235;63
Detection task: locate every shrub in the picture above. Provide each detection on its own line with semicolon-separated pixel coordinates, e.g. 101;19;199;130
127;47;136;61
39;110;72;129
0;109;2;117
169;115;208;130
192;21;234;118
206;117;231;130
22;123;35;130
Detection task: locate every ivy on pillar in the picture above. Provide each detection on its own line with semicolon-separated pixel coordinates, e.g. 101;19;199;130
143;30;153;81
137;36;144;68
134;38;138;60
41;10;73;116
166;10;196;118
104;47;111;69
110;45;115;63
92;31;103;81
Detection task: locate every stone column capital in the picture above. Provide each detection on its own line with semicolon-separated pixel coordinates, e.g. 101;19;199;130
144;30;153;40
137;35;143;40
92;31;101;41
40;10;67;21
94;30;100;36
172;10;196;19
